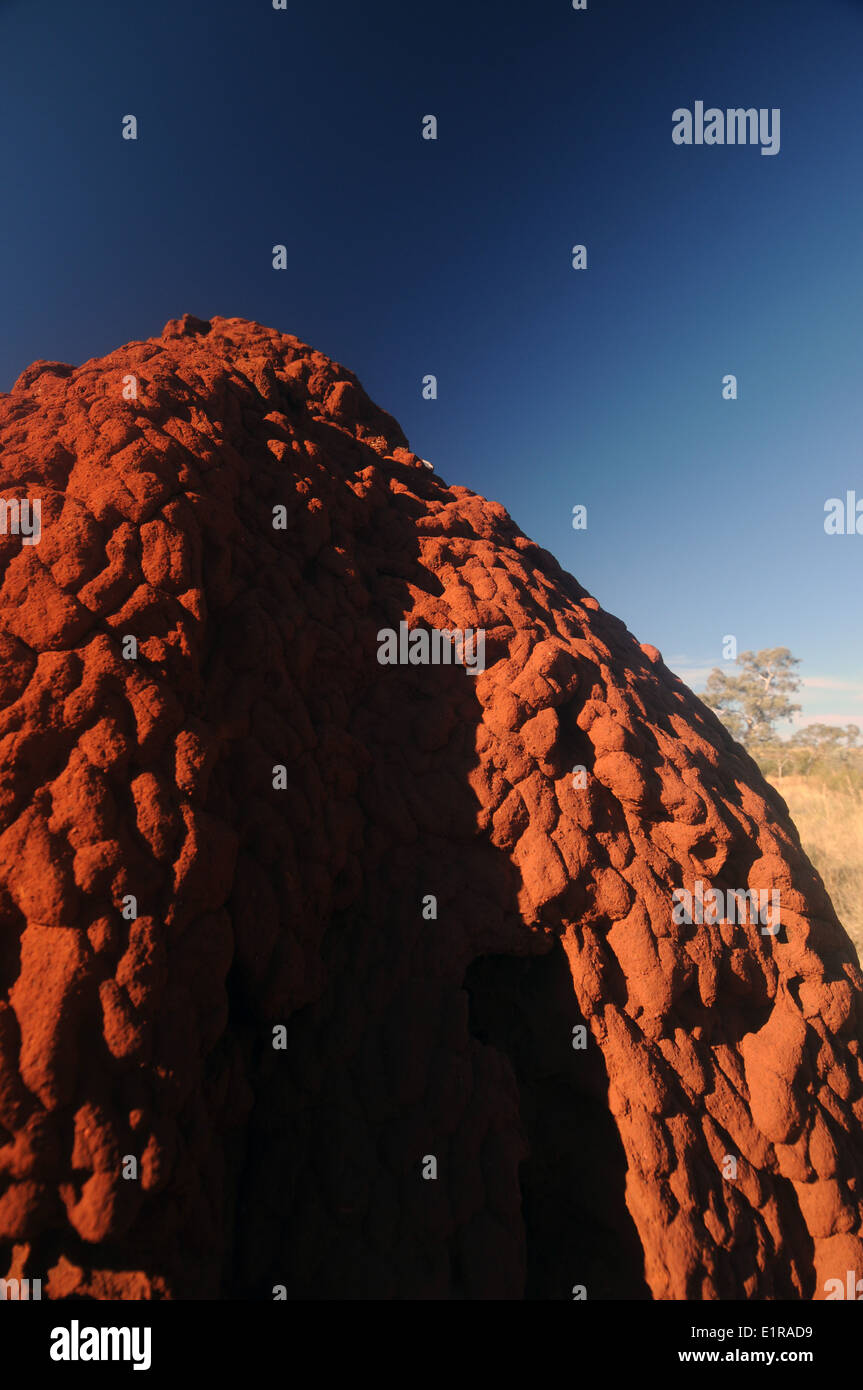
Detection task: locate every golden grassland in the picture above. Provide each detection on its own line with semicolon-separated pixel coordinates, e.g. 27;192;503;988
769;775;863;962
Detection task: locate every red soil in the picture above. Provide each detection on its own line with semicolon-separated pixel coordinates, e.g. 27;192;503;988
0;314;860;1299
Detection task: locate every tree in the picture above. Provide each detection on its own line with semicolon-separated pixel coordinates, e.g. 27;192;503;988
789;723;861;751
786;723;862;779
702;647;801;747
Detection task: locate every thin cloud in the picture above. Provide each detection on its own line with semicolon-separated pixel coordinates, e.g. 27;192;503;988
801;676;863;698
668;662;717;689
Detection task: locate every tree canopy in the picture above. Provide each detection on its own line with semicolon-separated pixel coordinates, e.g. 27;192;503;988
789;723;861;750
703;647;801;746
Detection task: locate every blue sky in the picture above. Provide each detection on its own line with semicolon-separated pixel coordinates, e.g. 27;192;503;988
1;0;861;730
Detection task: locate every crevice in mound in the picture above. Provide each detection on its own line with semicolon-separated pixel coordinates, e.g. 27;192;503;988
770;1173;816;1300
464;940;651;1300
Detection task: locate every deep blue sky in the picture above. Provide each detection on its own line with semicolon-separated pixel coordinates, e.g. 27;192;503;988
1;0;861;728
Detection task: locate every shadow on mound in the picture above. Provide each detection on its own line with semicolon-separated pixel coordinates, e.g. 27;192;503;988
465;940;651;1300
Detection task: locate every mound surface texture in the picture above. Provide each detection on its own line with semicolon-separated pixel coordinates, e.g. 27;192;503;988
0;315;861;1300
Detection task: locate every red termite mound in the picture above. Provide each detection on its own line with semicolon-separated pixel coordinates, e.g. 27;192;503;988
0;313;861;1300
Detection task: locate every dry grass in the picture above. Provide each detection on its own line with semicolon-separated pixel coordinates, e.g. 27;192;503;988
770;775;863;962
